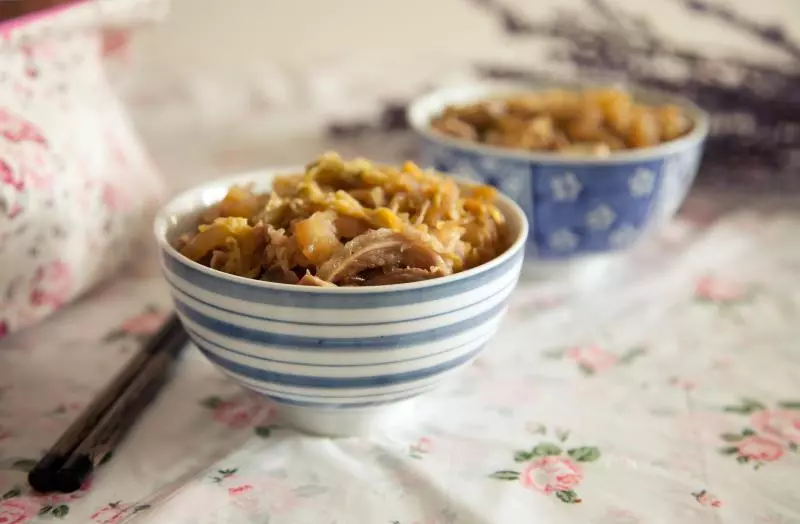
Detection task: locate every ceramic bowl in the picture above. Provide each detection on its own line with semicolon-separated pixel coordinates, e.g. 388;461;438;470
154;167;528;436
408;82;709;263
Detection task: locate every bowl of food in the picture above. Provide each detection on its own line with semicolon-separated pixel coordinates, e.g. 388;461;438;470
407;82;709;265
154;152;527;436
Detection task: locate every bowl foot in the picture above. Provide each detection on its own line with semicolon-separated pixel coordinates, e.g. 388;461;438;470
273;398;419;437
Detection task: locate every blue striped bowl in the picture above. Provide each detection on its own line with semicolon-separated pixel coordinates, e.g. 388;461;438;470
154;168;528;436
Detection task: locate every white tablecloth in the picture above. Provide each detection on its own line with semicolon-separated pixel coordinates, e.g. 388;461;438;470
2;179;800;523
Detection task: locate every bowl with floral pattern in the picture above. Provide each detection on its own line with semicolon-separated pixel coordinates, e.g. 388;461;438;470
408;82;709;267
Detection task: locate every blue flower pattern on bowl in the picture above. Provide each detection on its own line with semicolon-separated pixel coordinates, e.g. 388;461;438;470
420;138;704;259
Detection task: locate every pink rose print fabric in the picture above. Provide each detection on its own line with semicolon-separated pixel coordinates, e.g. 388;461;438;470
544;344;646;376
0;2;164;339
200;392;276;436
519;456;583;495
212;400;262;429
4;194;800;523
737;436;783;462
0;498;38;524
28;261;72;310
752;410;800;444
119;311;167;336
0;475;93;520
89;501;151;524
693;275;748;304
718;399;800;468
103;305;169;344
692;490;722;508
490;426;601;503
565;345;618;373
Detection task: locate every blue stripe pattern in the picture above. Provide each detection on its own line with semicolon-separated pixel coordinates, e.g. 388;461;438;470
175;299;508;350
169;272;517;326
158;200;526;414
269;393;426;409
196;340;486;389
227;374;436;400
185;325;493;367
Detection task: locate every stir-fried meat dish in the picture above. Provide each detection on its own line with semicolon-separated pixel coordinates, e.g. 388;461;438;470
176;152;510;287
430;88;694;156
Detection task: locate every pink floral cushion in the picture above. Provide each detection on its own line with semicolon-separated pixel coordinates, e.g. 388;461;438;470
0;1;165;338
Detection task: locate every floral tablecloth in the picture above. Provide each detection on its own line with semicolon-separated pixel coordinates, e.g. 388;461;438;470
1;181;800;523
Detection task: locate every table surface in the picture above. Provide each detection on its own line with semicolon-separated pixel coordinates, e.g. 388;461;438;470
2;173;800;524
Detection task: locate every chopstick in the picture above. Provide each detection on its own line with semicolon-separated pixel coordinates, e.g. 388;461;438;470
28;313;188;493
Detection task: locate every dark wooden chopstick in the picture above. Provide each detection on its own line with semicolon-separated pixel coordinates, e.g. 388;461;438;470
56;326;188;492
28;313;188;493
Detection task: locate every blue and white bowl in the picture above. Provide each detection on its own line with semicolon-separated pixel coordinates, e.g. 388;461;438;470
154;168;528;436
408;83;709;262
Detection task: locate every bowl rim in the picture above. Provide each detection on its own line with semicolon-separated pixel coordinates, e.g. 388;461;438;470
154;165;529;295
407;80;710;165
